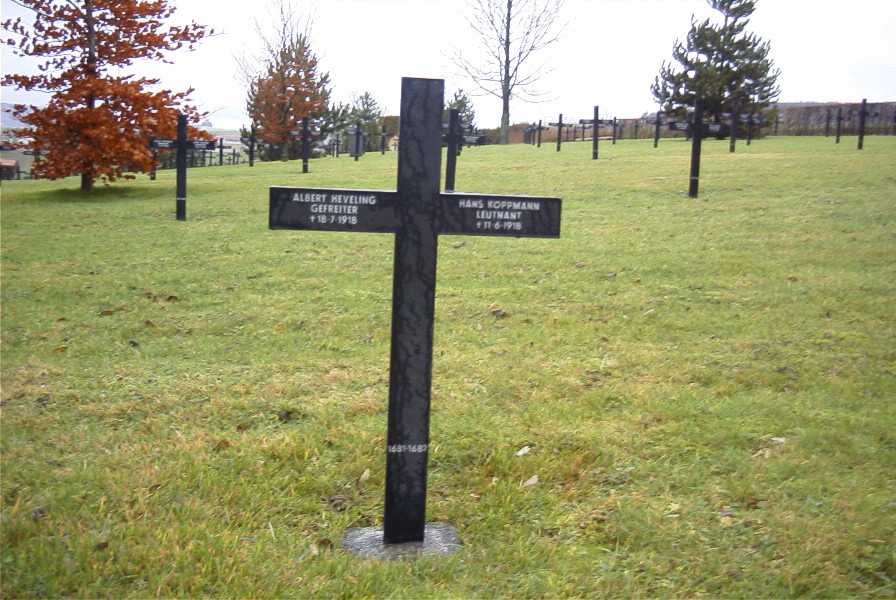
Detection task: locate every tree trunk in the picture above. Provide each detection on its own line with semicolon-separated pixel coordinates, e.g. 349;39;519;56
499;0;513;144
81;0;97;192
500;93;510;144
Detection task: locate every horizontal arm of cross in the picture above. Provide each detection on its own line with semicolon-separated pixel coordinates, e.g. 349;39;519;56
149;139;218;150
269;187;561;238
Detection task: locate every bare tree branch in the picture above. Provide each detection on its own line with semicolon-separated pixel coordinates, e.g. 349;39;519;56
450;0;564;143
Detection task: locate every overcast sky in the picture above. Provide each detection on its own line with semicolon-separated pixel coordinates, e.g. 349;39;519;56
2;0;895;130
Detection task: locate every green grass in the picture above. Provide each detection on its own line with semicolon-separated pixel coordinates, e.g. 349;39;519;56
2;136;895;598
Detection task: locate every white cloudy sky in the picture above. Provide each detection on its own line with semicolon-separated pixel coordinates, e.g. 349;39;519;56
2;0;895;129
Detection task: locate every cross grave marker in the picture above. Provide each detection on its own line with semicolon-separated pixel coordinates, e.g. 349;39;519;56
442;108;465;192
548;113;564;152
647;110;664;148
268;77;562;558
857;98;878;150
149;113;217;221
578;105;599;160
835;107;844;144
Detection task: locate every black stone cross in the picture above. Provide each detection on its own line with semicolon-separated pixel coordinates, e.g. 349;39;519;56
647;110;664;148
240;123;257;167
349;122;365;161
289;117;313;173
442;108;463;192
149;113;217;221
857;98;878;150
268;78;562;554
578;105;599;160
548;114;564;152
302;117;311;172
835;107;844;144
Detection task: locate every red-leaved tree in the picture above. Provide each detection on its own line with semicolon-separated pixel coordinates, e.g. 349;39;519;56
2;1;211;191
246;32;329;161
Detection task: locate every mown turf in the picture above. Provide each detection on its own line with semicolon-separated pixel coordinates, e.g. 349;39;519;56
2;136;895;598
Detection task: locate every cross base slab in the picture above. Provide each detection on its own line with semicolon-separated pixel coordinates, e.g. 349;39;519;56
342;523;461;559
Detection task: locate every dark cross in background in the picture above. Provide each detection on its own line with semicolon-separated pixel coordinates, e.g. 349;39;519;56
381;127;387;155
689;98;705;199
443;108;463;192
835;107;844;144
269;78;562;556
579;105;599;160
352;122;364;161
537;119;543;147
857;98;878;150
612;117;617;145
650;111;664;148
149;113;217;221
744;113;757;145
245;123;257;167
150;149;157;180
549;114;564;152
289;118;311;173
729;107;738;153
302;117;311;172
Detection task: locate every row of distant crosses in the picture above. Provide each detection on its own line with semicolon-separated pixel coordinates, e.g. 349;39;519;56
515;98;881;199
140;96;884;213
523;98;885;152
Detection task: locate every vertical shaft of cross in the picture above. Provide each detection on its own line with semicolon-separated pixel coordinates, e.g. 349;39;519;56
654;110;661;149
612;117;617;145
555;114;563;152
445;109;459;192
537;119;542;147
836;107;842;144
592;106;599;160
858;98;867;150
383;77;444;544
689;98;704;199
175;113;187;221
354;122;362;161
249;123;256;167
302;117;310;173
729;105;738;153
747;112;754;146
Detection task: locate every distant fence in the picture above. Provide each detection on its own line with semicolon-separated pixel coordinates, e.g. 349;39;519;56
773;102;896;136
506;100;896;143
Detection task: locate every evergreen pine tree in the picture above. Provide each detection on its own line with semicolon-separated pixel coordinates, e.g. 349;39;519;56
651;0;780;125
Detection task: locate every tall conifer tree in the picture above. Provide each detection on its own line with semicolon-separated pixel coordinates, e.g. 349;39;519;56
652;0;780;124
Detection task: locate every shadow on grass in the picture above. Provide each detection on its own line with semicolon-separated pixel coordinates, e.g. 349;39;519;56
5;182;163;205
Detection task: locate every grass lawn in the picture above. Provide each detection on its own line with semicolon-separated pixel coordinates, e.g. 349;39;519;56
2;135;895;598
